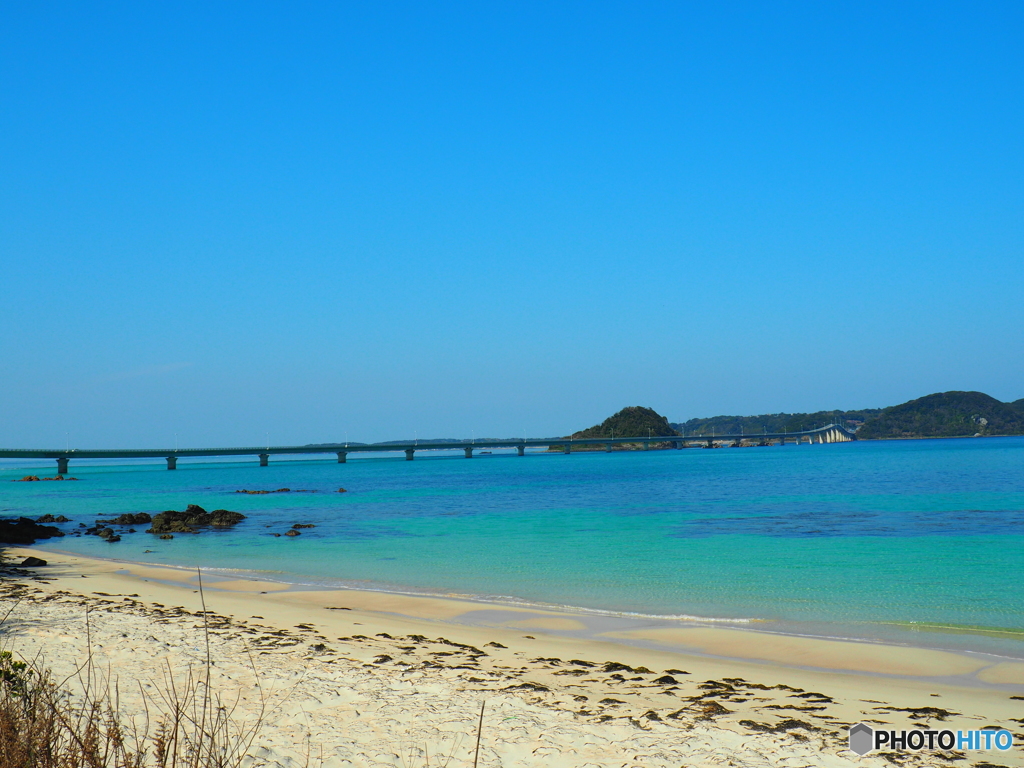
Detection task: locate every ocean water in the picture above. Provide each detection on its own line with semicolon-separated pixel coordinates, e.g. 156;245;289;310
4;438;1024;657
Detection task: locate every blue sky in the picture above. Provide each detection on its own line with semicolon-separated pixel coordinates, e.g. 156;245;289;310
2;2;1022;447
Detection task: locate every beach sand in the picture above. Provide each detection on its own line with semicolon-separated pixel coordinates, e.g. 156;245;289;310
2;546;1021;767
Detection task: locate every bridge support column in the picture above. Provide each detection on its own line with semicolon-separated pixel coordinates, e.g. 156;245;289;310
517;445;525;456
706;440;713;448
464;447;473;458
259;453;269;466
643;441;650;451
336;451;347;463
56;457;68;475
563;444;571;454
166;456;177;470
606;442;613;452
405;449;415;461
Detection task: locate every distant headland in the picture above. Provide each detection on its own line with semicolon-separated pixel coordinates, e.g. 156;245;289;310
568;390;1024;444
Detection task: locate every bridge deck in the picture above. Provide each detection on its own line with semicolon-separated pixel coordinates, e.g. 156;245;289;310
0;425;856;462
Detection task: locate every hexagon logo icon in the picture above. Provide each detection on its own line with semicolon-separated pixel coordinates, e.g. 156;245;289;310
849;722;874;755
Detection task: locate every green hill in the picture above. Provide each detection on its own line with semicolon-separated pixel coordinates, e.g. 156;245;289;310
671;409;881;436
856;391;1024;439
571;406;679;439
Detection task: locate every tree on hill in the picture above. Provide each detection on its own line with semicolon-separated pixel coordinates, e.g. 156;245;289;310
571;406;679;439
856;391;1024;439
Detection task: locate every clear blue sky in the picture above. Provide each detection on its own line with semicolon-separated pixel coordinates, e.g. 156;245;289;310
2;2;1022;448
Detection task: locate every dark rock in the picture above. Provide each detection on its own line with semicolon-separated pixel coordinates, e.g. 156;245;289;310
654;675;678;685
210;509;245;527
16;476;41;482
0;517;66;544
148;506;245;534
285;529;300;536
97;513;152;526
20;556;47;567
158;534;174;540
270;533;281;537
96;527;116;540
291;523;315;529
338;488;347;493
36;514;70;523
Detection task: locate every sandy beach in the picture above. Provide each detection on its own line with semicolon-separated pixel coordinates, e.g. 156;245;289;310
2;546;1021;768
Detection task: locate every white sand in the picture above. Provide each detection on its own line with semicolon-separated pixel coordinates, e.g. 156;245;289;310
2;547;1021;767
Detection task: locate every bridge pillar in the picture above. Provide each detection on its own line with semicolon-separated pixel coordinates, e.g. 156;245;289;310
166;456;177;470
706;440;713;448
56;457;68;475
517;445;525;456
259;453;269;466
405;448;415;461
563;444;571;454
606;442;613;452
464;447;473;458
643;441;650;451
337;451;347;463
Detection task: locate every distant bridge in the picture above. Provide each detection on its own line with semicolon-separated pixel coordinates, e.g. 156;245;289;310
0;424;856;475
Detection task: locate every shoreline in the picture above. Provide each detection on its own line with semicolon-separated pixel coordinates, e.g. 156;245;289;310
4;547;1024;765
30;541;1024;669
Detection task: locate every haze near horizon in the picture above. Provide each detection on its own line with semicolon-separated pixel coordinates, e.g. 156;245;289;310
2;2;1022;448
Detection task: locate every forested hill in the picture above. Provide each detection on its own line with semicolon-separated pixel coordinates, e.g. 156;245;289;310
571;406;678;439
671;409;881;436
855;391;1024;439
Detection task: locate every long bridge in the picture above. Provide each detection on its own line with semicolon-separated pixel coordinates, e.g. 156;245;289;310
0;424;856;475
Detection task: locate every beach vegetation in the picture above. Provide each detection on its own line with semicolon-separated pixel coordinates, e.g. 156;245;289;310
0;575;267;768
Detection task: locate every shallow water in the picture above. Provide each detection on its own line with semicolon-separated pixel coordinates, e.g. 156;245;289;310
5;437;1024;657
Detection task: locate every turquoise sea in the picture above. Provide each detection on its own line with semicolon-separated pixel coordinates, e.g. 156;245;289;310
4;437;1024;657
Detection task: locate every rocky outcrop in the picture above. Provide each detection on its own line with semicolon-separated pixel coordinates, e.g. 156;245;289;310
37;514;71;523
0;518;65;544
20;556;48;567
96;513;151;526
146;505;245;534
15;476;78;481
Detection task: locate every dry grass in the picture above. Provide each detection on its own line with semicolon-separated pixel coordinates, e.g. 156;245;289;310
0;570;268;768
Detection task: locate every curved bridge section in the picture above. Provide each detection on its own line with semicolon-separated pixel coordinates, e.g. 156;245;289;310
0;424;856;474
